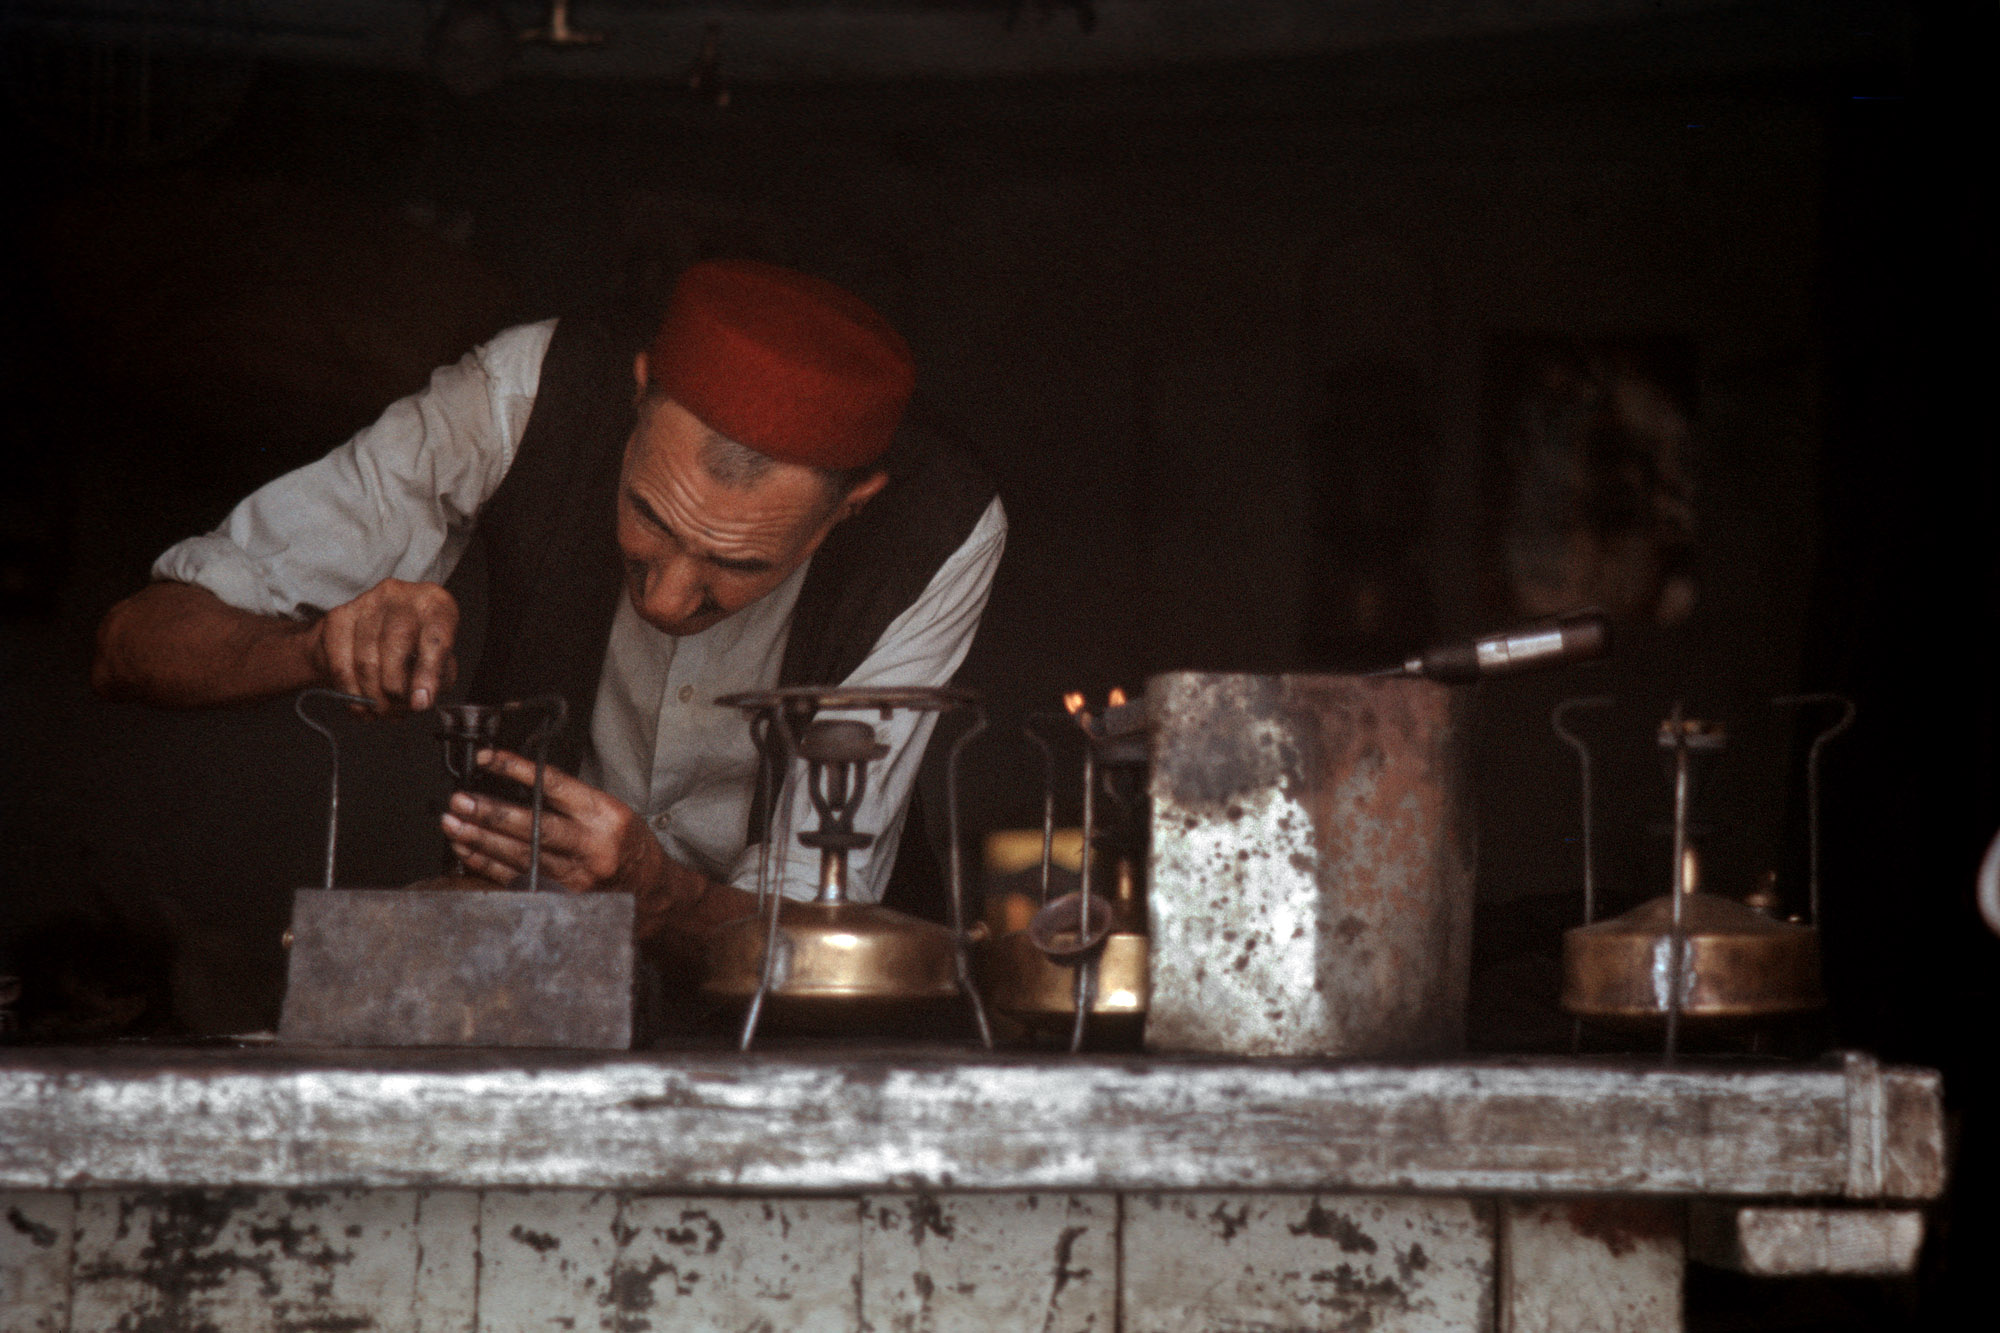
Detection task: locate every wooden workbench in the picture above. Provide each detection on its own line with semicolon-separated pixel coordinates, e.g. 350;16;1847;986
0;1044;1945;1331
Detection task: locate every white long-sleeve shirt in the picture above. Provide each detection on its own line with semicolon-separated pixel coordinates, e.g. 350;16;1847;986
155;319;1007;903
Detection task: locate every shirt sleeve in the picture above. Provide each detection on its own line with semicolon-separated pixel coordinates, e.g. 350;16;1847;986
151;320;559;617
726;493;1009;904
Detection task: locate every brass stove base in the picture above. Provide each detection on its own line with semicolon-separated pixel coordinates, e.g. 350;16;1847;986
975;930;1149;1028
701;900;969;1037
1561;892;1824;1022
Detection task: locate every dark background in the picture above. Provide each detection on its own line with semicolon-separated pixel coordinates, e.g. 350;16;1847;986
0;3;1991;1327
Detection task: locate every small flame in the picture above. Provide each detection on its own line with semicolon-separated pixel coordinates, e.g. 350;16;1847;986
1108;688;1128;707
1062;692;1086;715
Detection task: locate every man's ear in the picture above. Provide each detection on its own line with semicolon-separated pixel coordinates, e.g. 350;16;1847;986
632;351;650;405
836;469;890;523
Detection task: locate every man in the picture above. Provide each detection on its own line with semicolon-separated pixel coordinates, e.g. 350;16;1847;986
93;260;1006;955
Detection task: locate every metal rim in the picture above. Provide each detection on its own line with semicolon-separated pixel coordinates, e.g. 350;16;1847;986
716;685;981;716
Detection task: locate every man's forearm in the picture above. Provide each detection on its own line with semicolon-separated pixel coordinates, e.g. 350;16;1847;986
93;581;321;707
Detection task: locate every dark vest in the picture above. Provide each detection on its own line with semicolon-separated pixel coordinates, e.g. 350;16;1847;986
444;315;997;855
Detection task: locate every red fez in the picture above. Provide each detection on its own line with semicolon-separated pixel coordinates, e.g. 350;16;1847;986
649;260;914;470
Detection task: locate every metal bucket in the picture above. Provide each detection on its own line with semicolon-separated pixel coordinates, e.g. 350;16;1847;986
1144;672;1474;1057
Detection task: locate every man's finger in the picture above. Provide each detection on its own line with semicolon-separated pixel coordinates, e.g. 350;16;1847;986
405;588;458;711
443;811;532;870
446;792;586;859
316;616;364;704
347;606;387;711
476;748;592;814
448;826;584;891
451;844;523;888
410;632;456;712
378;605;420;705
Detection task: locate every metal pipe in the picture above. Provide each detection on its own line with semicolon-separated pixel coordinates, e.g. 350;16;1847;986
1023;724;1059;906
1665;702;1689;1062
740;704;803;1052
293;689;373;892
1073;735;1098;1052
509;695;568;894
1069;955;1094;1054
1552;695;1614;1053
1552;696;1616;929
947;707;994;1049
1775;693;1856;928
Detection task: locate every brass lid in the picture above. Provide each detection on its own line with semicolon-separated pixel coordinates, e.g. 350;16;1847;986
702;900;962;1004
1561;892;1823;1020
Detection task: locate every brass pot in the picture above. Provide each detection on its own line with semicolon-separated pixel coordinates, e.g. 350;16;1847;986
1561;892;1823;1021
975;929;1149;1029
702;900;963;1032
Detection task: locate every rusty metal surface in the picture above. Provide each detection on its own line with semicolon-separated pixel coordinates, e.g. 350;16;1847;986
1687;1203;1925;1277
278;888;634;1050
0;1047;1944;1201
1145;672;1474;1057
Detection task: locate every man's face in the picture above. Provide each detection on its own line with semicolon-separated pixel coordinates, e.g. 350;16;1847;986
616;394;861;637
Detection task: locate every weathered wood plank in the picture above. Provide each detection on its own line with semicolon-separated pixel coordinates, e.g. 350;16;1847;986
859;1193;1115;1332
1687;1203;1925;1277
0;1190;74;1333
1122;1193;1494;1332
1498;1199;1683;1333
616;1195;859;1332
0;1048;1944;1200
476;1189;622;1332
67;1187;421;1333
414;1189;481;1333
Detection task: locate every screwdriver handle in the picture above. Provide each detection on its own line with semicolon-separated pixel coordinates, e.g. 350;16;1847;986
1401;612;1611;682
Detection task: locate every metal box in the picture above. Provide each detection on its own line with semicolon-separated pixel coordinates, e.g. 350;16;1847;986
1144;672;1473;1057
279;888;635;1049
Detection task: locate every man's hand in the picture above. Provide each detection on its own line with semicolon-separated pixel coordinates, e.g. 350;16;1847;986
93;578;458;712
440;749;750;944
304;578;459;713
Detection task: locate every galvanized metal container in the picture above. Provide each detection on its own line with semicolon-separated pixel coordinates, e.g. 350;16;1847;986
1144;672;1474;1057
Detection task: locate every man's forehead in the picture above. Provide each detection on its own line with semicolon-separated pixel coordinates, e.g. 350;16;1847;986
625;402;831;550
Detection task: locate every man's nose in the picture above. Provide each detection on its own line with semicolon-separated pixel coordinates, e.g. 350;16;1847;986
642;555;704;624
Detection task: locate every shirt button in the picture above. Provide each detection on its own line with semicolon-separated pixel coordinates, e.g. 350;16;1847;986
651;812;671;830
678;684;695;704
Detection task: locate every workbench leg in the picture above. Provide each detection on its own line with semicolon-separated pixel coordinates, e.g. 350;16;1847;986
1498;1199;1684;1333
1;1191;74;1333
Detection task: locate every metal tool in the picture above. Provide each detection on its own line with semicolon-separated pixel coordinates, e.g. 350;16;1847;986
702;686;992;1049
1559;698;1847;1055
278;689;634;1050
1377;611;1610;682
420;696;567;890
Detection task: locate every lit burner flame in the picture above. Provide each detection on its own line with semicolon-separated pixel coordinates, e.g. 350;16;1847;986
1062;692;1086;715
1108;688;1128;707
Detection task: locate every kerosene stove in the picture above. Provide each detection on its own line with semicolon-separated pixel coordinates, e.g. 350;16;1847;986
276;688;634;1049
976;691;1152;1050
1557;693;1854;1055
700;685;994;1048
